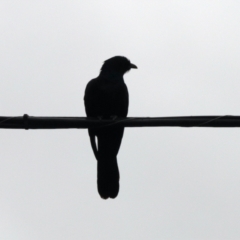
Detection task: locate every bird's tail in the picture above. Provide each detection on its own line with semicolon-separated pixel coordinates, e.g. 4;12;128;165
97;156;119;199
88;128;123;199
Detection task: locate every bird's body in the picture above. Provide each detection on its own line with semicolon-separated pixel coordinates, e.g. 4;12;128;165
84;74;129;118
84;56;137;199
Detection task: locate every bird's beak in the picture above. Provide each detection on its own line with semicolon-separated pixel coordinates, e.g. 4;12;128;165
130;63;137;69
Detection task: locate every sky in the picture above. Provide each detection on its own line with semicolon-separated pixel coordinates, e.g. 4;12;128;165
1;1;240;239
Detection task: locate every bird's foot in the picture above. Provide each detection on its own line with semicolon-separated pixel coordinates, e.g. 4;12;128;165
110;115;118;121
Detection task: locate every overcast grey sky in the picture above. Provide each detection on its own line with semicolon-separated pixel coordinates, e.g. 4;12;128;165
1;1;240;239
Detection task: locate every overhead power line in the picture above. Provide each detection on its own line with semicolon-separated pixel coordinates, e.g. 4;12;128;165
0;114;240;130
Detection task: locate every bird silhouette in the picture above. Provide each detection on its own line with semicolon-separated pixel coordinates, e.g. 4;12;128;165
84;56;137;199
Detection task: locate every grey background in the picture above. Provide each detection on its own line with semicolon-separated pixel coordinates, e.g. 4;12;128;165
1;1;240;239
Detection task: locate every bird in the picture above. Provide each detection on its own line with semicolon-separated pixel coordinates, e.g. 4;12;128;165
84;56;137;199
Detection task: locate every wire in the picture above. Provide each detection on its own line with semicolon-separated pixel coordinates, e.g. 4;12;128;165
196;115;229;126
0;117;19;125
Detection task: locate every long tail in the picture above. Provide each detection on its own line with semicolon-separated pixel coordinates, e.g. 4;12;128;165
88;127;124;199
97;156;119;199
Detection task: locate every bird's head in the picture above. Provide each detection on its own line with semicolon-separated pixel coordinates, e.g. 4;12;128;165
100;56;137;76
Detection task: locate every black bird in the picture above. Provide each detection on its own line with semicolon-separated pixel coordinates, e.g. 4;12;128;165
84;56;137;199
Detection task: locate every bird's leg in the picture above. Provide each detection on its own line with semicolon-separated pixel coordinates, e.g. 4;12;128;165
110;115;118;121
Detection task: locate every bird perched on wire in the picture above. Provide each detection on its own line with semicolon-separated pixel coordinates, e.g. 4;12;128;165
84;56;137;199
